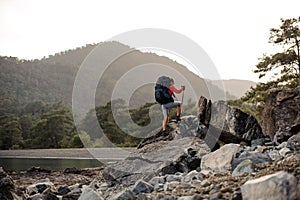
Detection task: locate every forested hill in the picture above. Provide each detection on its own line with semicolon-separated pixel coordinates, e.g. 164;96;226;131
0;41;240;113
0;43;96;111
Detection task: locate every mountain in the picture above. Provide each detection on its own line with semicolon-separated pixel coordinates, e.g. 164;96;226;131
0;42;252;116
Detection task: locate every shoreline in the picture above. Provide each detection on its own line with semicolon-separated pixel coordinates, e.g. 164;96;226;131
0;148;135;171
0;147;135;159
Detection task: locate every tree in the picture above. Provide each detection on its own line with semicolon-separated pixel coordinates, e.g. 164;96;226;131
28;108;75;148
241;17;300;118
254;17;300;86
0;115;23;149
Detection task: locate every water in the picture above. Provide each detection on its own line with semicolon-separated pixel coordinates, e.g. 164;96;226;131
0;157;104;171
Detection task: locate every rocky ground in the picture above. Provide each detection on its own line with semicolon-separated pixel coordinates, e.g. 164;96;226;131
2;125;300;199
1;89;300;200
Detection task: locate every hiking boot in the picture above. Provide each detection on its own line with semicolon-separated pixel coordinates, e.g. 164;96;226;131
175;115;181;123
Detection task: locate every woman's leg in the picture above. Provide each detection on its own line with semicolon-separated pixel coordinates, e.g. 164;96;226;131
176;103;181;117
162;105;168;131
162;114;168;131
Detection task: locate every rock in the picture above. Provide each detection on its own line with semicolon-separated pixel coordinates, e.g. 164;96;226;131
78;186;103;200
42;193;59;200
61;193;80;200
287;132;300;151
178;196;194;200
197;96;211;127
57;185;71;195
261;87;300;142
27;193;43;200
149;176;165;186
131;180;153;195
136;193;148;200
111;189;136;200
26;166;51;173
180;195;203;200
210;101;264;143
176;183;194;190
268;150;283;161
28;191;59;200
230;190;242;200
182;170;204;182
255;145;268;153
153;183;164;192
196;97;264;148
165;174;182;183
64;167;81;174
232;159;253;176
241;171;298;200
0;167;23;200
201;144;240;172
200;179;211;187
199;169;213;177
176;116;200;139
277;141;288;149
191;194;204;200
197;124;209;142
251;138;265;147
164;182;179;192
137;126;174;149
209;192;222;200
232;152;272;169
154;193;174;200
278;147;291;156
68;183;81;195
99;182;109;191
0;174;14;191
102;137;208;186
26;180;54;196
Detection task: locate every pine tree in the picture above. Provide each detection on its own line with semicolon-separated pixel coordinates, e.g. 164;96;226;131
241;17;300;118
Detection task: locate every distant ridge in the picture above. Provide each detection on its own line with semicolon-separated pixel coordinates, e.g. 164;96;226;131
211;79;256;99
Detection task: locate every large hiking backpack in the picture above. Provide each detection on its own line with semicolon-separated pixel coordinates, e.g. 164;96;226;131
154;76;174;104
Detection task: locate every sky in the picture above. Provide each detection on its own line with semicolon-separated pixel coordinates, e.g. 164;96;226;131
0;0;299;82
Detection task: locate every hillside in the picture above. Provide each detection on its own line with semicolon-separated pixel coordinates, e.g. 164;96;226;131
0;42;253;115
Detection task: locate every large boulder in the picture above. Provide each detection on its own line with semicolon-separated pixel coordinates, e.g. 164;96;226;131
210;101;264;143
197;96;211;127
139;96;264;151
261;87;300;142
200;143;240;173
241;171;298;200
102;137;210;186
197;97;264;147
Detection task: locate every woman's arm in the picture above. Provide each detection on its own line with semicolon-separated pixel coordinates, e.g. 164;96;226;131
170;84;183;94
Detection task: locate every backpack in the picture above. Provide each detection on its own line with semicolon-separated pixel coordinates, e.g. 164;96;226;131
154;76;174;104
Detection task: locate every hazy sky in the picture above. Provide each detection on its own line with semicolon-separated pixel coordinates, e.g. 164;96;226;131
0;0;299;82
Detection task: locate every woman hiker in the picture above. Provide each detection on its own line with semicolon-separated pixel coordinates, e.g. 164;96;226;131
161;78;185;132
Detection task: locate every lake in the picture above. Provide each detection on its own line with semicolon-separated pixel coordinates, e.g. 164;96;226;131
0;148;133;171
0;157;104;171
